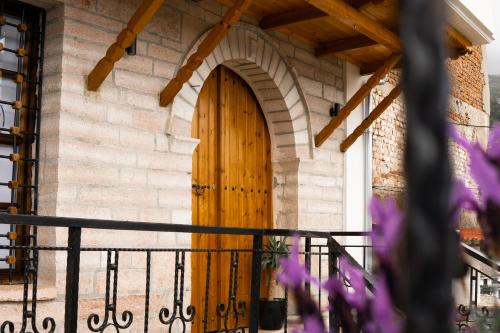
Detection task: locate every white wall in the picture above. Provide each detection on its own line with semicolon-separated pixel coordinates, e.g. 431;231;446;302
344;63;371;262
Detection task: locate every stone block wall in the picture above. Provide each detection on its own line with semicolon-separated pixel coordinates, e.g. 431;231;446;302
1;0;348;329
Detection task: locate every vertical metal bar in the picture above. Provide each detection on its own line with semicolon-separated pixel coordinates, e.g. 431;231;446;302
304;237;311;296
248;234;263;333
471;268;478;307
33;9;46;215
284;286;288;333
144;251;151;333
318;245;322;309
363;246;367;269
328;237;340;333
203;251;212;333
400;0;454;332
64;227;81;333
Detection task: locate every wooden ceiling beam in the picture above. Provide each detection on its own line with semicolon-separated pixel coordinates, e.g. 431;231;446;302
260;6;326;31
87;0;164;91
315;53;401;147
159;0;252;107
447;26;472;52
316;35;378;57
259;0;384;31
360;58;402;75
352;0;384;11
340;84;401;152
360;29;472;75
304;0;401;52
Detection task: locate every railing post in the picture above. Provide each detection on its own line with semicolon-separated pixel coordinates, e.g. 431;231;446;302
249;234;263;333
64;227;81;333
469;267;478;308
328;237;340;333
305;237;312;296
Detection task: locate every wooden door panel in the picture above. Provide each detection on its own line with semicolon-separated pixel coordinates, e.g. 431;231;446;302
192;66;272;332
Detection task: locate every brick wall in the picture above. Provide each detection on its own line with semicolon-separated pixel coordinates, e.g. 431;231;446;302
449;46;485;111
371;47;489;227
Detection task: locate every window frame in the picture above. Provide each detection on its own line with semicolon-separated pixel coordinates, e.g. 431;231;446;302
0;0;45;284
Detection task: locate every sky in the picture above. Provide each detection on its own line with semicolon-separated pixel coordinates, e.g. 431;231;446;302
460;0;500;74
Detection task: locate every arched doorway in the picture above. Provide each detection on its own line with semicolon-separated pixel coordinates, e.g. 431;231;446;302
191;66;273;332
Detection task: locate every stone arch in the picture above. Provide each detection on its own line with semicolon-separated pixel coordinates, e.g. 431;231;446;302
166;24;313;161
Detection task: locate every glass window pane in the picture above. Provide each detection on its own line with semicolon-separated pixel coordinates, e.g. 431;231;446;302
0;223;10;269
0;18;21;72
0;77;17;127
0;144;13;203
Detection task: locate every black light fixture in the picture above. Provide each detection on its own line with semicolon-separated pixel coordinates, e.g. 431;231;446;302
330;102;342;117
126;37;137;56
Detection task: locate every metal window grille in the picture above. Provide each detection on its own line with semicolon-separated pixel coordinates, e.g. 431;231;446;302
0;0;44;284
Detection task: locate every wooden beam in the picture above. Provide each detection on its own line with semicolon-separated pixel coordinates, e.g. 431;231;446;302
259;0;384;31
260;6;326;31
159;0;252;106
447;26;472;53
314;53;401;147
360;29;471;74
87;0;164;91
352;0;384;10
304;0;401;52
316;35;377;57
340;84;401;152
360;58;402;75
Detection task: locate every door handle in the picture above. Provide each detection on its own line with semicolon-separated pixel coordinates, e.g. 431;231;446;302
192;184;208;196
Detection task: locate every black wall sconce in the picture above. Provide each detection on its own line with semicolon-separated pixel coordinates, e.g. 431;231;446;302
330;102;342;117
126;37;137;56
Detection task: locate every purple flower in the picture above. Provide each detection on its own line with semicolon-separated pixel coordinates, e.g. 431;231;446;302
450;180;480;222
339;257;368;311
450;126;500;205
487;123;500;159
277;236;319;288
450;125;500;255
303;315;327;333
367;274;401;333
369;197;404;260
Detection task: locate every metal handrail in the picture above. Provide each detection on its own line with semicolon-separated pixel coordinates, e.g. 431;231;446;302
0;212;374;333
462;243;500;274
0;213;370;239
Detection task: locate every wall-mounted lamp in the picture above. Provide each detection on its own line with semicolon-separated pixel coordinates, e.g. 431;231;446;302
330;102;342;117
126;38;137;56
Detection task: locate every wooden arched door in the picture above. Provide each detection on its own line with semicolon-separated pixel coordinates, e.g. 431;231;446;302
191;66;272;332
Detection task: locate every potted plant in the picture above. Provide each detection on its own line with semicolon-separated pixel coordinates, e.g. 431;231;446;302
259;236;289;330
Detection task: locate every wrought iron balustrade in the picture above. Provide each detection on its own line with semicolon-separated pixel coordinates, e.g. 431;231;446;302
0;213;371;333
455;244;500;332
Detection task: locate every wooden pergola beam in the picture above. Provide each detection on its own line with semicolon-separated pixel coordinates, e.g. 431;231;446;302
352;0;384;10
87;0;164;91
260;6;326;31
316;35;377;57
260;0;384;31
360;58;402;75
447;26;472;51
315;53;401;147
340;84;401;152
159;0;252;107
304;0;401;52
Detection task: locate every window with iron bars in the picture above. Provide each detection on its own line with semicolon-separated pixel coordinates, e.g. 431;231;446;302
0;0;44;284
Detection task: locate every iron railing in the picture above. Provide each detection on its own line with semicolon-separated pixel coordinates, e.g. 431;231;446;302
0;214;497;332
0;213;372;333
455;245;500;332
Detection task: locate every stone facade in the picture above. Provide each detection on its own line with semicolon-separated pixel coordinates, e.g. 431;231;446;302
1;0;347;329
0;0;491;330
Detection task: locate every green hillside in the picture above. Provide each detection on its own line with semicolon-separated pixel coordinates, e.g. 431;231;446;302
490;75;500;123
